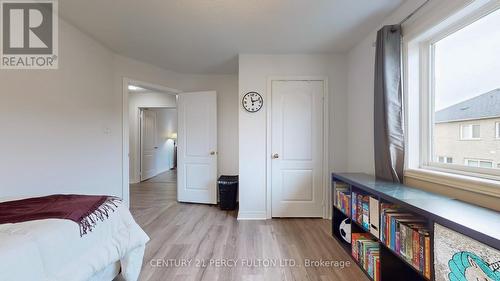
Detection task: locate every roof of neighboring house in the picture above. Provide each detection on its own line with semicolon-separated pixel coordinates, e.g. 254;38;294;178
435;88;500;123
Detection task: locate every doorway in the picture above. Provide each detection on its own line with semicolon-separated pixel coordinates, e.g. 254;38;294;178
122;78;218;206
267;78;328;218
139;107;178;182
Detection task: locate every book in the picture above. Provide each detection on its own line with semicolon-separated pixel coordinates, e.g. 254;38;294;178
362;198;370;230
369;197;379;238
424;233;431;279
418;229;426;273
335;188;351;215
374;255;380;281
351;233;380;280
407;223;427;269
352;191;357;219
412;227;420;269
334;184;349;208
395;217;425;257
389;213;416;249
357;194;363;223
336;187;434;279
351;233;372;261
379;205;401;244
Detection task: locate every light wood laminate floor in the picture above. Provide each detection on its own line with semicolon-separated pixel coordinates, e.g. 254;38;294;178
123;171;368;281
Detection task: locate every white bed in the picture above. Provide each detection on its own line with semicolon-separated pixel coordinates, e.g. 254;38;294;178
0;197;149;281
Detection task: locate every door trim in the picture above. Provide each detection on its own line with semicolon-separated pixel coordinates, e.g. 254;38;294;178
122;77;182;206
266;76;329;219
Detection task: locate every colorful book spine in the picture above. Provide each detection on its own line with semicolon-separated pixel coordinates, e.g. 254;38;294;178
399;222;407;256
352;191;357;219
424;234;431;279
379;203;396;244
351;201;433;279
412;229;420;269
351;234;381;281
351;233;372;261
374;256;380;281
419;229;425;273
357;194;363;223
362;199;369;230
335;188;351;216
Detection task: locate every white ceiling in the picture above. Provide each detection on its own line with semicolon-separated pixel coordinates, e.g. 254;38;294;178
59;0;405;74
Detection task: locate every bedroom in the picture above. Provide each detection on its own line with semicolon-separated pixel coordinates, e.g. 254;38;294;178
0;1;499;281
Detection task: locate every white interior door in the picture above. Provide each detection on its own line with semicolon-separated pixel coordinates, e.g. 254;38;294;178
177;91;217;204
271;80;324;217
141;109;158;181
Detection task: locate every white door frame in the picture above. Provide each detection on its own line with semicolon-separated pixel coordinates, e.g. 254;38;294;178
266;76;329;219
122;77;182;206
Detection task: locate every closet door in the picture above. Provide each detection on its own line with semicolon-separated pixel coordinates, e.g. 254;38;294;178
271;80;324;217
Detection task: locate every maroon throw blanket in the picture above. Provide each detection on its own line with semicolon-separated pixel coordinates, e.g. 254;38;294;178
0;194;122;236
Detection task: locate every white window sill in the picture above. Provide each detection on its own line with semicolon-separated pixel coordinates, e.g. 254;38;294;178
404;168;500;198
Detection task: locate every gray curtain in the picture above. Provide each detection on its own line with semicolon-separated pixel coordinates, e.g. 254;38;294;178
374;25;405;183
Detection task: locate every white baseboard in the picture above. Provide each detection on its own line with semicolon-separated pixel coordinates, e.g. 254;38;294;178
237;211;267;220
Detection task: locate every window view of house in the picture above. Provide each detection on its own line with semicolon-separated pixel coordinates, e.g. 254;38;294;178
438;156;453;164
432;8;500;171
459;124;480;140
464;159;493;168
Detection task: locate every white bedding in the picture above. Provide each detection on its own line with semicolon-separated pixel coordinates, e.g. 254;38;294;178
0;198;150;281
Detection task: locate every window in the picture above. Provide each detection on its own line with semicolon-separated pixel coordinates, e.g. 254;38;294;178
405;4;500;179
465;159;493;169
438;156;453;164
460;124;480;140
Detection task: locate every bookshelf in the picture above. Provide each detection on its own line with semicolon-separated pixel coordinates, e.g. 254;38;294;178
332;173;500;281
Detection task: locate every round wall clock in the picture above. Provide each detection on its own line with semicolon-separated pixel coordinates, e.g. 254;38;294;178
242;92;263;113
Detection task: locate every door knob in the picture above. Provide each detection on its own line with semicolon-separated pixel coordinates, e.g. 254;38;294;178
272;153;279;159
210;151;217;155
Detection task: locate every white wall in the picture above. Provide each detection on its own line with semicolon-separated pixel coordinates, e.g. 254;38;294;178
0;17;239;203
238;54;348;219
128;92;177;183
0;20;120;198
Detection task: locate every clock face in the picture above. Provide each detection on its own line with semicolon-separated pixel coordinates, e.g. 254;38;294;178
242;92;263;113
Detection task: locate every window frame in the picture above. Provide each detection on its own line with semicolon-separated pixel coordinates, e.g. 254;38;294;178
496;122;500;139
438;156;453;164
405;2;500;180
459;124;481;140
464;158;494;168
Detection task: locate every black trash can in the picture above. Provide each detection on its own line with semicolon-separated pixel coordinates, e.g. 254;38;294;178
218;175;238;210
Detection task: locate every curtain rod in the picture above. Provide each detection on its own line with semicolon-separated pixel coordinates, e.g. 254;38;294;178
398;0;431;26
371;0;431;47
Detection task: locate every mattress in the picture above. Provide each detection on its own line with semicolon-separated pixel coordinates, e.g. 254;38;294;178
0;196;149;281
